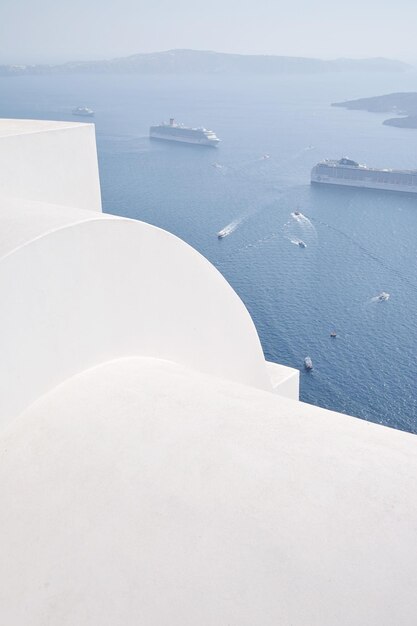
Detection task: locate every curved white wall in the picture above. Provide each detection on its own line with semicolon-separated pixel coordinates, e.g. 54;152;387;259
0;215;270;426
0;198;112;257
2;357;417;626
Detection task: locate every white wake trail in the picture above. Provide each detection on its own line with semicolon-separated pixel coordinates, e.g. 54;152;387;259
217;216;246;239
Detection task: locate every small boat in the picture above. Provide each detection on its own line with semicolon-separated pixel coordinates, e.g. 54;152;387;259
377;291;390;301
304;356;313;370
72;106;94;117
211;162;222;169
293;211;301;216
330;331;337;338
298;240;306;248
217;231;227;239
262;154;270;160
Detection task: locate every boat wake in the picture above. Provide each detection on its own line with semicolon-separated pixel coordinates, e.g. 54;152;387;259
210;161;229;176
290;145;315;160
215;147;313;182
371;292;390;303
216;199;315;257
213;154;274;179
291;211;313;227
238;154;274;167
283;210;317;248
290;238;307;248
217;217;246;239
311;215;417;293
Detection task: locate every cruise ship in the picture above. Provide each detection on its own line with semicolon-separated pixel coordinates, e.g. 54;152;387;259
150;118;220;147
311;157;417;194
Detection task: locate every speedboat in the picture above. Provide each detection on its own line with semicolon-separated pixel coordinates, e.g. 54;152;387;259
72;106;94;117
262;154;270;159
298;240;306;248
330;331;337;338
293;211;301;216
304;356;313;370
377;292;390;301
217;231;227;239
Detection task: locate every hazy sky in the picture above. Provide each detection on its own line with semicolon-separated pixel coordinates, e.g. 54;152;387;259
1;0;416;64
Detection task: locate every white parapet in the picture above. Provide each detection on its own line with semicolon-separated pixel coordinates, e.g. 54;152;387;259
0;119;101;211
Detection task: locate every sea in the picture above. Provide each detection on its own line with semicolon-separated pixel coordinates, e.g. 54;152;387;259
1;70;417;432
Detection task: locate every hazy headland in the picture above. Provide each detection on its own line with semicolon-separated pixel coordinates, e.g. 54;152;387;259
0;49;411;77
333;92;417;128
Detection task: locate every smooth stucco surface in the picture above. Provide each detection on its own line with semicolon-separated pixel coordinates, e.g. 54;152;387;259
0;118;88;137
0;201;275;425
0;198;113;258
1;357;416;626
0;119;101;211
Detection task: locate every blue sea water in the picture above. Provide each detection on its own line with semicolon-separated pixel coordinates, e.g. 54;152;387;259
1;70;417;432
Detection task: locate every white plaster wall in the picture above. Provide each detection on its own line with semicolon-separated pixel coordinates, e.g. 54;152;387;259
0;198;112;257
0;215;271;426
266;361;299;399
0;120;101;211
1;357;416;626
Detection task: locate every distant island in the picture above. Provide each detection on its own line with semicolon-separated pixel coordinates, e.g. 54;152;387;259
0;49;411;77
332;92;417;129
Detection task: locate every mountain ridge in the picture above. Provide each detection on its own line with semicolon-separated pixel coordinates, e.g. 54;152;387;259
0;49;411;76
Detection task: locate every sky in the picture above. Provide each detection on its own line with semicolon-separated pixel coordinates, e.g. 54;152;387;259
1;0;416;65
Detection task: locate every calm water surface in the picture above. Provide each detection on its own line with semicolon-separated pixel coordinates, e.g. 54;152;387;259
1;71;417;431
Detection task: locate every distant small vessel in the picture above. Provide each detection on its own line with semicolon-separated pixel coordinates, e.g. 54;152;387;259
211;162;222;169
298;240;306;248
377;291;390;301
217;231;227;239
72;106;94;117
263;154;270;160
330;331;337;338
304;356;313;370
293;211;301;216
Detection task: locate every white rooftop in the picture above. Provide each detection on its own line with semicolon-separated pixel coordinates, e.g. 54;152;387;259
0;118;416;625
0;117;90;137
2;357;417;625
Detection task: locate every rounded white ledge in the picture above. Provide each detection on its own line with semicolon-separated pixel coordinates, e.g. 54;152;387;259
0;209;271;425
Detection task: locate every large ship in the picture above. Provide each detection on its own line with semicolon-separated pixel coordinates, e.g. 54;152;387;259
311;157;417;194
149;118;220;147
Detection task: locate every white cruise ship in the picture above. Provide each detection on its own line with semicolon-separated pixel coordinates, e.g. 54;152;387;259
150;118;220;147
311;157;417;194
